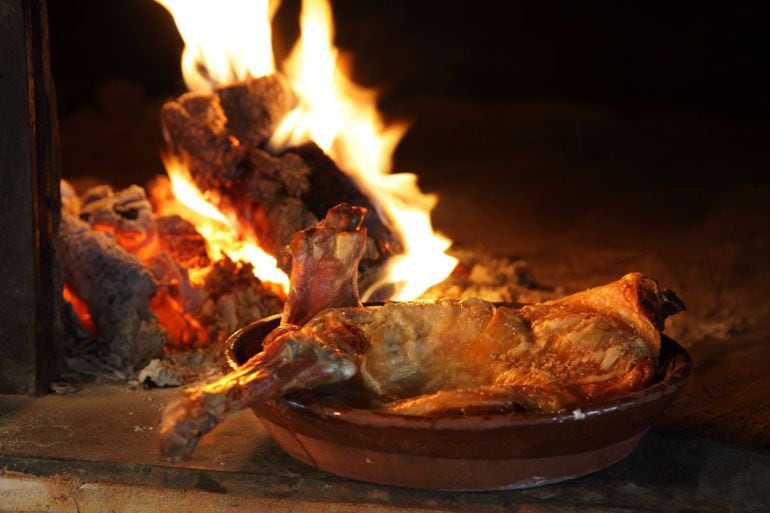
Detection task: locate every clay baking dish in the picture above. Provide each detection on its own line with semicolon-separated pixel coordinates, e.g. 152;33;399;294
224;313;692;490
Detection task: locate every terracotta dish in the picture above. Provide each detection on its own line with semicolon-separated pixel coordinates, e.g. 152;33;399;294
224;313;692;490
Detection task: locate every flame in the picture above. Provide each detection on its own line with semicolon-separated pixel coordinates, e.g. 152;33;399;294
270;0;457;299
159;156;290;292
155;0;278;92
156;0;457;300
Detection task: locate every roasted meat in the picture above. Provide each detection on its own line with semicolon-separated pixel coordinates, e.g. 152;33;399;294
271;271;683;416
159;203;684;460
280;202;366;326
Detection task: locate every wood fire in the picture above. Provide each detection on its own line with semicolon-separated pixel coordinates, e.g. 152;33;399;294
59;0;464;376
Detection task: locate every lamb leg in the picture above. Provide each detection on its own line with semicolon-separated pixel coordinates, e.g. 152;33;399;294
159;333;356;460
281;203;367;326
159;204;368;460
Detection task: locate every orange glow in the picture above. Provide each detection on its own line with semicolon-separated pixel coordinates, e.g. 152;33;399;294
86;201;211;346
63;285;98;336
152;289;208;349
89;221;157;260
158;156;290;292
155;0;457;300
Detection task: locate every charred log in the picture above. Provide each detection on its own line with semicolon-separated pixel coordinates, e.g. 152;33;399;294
160;74;402;287
161;91;240;183
217;74;295;149
155;215;211;270
78;184;155;255
59;199;165;372
59;180;284;372
74;184;205;338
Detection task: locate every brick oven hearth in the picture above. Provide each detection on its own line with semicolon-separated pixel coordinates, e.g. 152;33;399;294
2;0;770;510
0;383;768;512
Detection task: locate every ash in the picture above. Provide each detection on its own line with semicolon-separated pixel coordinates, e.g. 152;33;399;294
423;245;562;305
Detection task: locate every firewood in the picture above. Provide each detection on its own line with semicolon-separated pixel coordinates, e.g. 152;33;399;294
155;215;211;270
217;74;295;149
75;183;208;322
160;74;402;290
161;91;243;183
78;184;155;255
59;208;165;371
60;178;286;366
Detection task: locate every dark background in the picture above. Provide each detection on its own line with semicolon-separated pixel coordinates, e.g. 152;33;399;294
49;0;770;121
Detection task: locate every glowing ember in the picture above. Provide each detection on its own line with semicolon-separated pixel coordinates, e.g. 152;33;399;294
156;0;457;300
157;156;290;292
152;289;209;349
63;285;98;336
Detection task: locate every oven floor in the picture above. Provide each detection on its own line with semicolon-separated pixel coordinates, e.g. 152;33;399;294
0;381;767;512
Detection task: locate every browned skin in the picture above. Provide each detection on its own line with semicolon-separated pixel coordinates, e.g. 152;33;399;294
158;333;355;460
282;274;684;416
159;203;684;459
281;203;366;326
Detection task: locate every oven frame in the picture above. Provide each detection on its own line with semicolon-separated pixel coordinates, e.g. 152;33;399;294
0;0;60;394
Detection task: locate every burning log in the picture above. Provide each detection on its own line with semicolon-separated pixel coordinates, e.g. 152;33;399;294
217;75;295;149
149;0;462;310
60;183;165;371
73;183;208;345
160;75;402;290
59;180;285;376
154;215;210;270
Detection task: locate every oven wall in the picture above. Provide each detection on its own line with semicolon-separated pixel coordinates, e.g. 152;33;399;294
0;0;60;394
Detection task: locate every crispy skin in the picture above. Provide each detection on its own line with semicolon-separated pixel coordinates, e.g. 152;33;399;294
282;273;683;415
158;330;356;460
159;203;684;459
